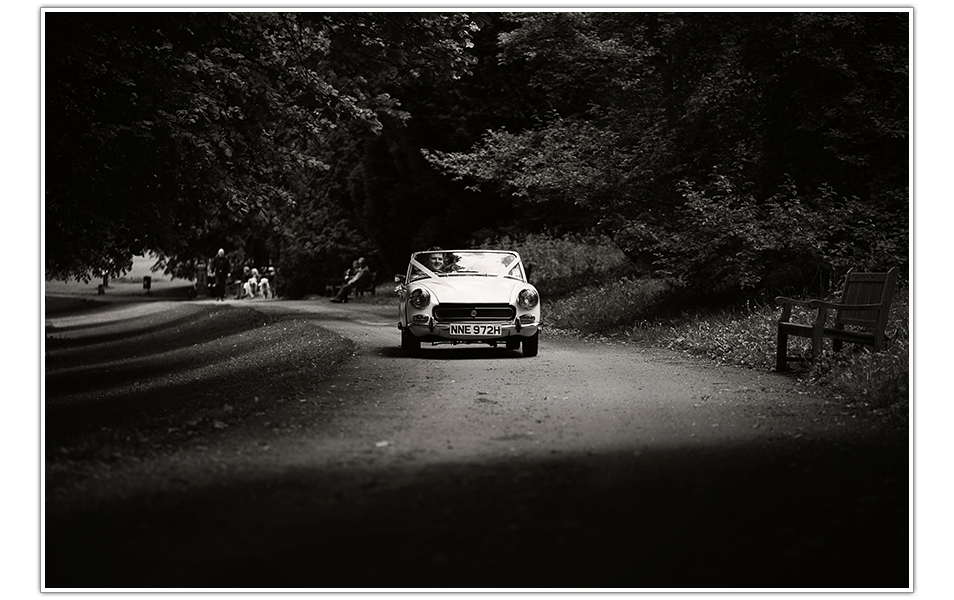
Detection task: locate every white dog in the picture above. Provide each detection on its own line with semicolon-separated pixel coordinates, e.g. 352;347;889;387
243;268;271;299
243;268;260;298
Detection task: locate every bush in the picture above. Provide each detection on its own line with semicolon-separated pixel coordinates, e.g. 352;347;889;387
472;230;634;297
545;277;671;334
809;343;909;411
657;301;779;369
614;174;909;297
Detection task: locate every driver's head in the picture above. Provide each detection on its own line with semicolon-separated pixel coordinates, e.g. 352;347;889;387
427;253;445;270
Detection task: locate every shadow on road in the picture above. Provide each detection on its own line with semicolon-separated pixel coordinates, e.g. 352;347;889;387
43;298;910;590
44;433;908;589
377;345;526;360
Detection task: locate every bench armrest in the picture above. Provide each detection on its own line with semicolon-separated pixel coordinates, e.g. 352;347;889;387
775;296;814;322
806;301;883;311
775;296;883;326
774;296;813;308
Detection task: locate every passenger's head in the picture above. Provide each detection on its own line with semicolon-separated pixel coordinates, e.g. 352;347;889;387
217;248;225;257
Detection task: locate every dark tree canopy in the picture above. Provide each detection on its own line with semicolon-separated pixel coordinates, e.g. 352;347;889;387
426;11;909;293
45;11;908;298
44;11;480;282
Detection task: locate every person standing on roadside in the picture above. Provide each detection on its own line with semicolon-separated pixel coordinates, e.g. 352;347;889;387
210;248;230;301
265;265;278;298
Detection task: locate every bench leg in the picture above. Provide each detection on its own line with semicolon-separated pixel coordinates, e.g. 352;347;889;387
832;324;845;353
810;308;829;364
776;329;788;372
811;327;824;363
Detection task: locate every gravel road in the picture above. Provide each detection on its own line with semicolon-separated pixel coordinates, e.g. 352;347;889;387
43;296;909;590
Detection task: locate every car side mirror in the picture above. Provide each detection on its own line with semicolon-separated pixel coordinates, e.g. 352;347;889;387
394;274;405;284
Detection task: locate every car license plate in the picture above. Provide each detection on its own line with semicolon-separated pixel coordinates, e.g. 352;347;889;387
450;324;501;337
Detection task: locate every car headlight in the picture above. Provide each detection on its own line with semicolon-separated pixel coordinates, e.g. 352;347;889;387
409;287;431;310
517;288;539;310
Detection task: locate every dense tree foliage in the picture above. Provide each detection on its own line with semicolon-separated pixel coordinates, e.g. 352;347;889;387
427;12;909;295
45;12;480;282
45;11;908;299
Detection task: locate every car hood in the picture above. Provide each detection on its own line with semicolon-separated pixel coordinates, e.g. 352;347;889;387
414;276;528;304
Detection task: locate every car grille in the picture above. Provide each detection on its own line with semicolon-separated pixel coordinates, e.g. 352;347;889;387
433;303;515;322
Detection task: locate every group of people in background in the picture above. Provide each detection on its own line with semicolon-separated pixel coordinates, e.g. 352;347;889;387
210;249;378;303
208;248;277;301
237;265;276;300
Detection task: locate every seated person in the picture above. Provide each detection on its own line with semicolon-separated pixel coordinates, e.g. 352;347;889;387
410;248;442;280
409;247;464;280
427;247;463;274
427;251;447;273
330;257;370;303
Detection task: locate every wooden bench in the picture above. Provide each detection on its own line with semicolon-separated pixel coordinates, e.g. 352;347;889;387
324;271;377;298
774;267;899;371
355;271;377;296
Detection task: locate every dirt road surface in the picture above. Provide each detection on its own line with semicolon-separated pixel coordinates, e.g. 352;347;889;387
43;296;909;590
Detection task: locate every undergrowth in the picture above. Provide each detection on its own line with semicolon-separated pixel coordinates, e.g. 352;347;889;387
474;231;634;297
511;232;910;420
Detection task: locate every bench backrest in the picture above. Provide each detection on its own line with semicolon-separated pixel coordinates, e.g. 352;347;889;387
834;267;899;331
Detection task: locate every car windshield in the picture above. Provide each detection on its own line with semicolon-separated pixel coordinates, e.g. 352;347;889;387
409;251;524;281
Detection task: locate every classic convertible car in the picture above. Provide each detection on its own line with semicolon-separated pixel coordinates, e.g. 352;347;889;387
395;249;541;356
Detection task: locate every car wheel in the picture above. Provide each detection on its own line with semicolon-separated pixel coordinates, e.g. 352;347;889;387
522;331;539;357
506;338;521;351
401;329;421;355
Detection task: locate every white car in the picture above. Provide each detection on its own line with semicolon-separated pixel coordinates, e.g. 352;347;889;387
395;249;541;356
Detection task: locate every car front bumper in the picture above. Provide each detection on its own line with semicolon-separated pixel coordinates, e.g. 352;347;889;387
402;320;539;342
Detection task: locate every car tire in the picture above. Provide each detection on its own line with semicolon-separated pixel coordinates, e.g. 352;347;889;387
522;331;539;357
401;329;421;355
506;338;521;351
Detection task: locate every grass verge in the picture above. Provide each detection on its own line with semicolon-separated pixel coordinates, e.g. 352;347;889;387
517;233;909;423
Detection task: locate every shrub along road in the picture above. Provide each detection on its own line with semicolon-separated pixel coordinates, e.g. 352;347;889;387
43;295;909;590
